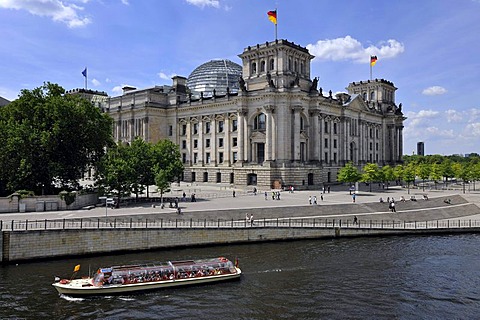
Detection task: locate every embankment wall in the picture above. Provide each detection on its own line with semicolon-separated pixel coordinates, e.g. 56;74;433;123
2;227;480;263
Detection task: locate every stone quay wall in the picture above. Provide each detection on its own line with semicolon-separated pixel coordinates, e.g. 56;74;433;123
2;226;480;263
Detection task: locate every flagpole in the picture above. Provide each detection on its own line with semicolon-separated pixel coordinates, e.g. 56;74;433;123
370;63;372;81
85;67;87;90
275;8;278;41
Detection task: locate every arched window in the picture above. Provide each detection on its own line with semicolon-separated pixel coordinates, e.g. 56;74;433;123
260;61;266;72
363;92;367;101
300;62;305;74
269;59;275;71
253;113;266;131
294;61;298;72
251;62;257;75
370;91;375;101
288;58;292;71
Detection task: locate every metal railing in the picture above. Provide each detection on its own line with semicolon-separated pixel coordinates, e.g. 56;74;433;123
2;217;480;232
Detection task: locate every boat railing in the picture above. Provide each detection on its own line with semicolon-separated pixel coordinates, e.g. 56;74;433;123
1;216;480;231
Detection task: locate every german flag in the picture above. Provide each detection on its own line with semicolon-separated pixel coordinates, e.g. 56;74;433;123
370;56;378;67
73;264;80;272
267;10;277;25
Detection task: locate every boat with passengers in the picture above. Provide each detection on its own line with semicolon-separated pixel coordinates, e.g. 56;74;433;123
52;257;241;296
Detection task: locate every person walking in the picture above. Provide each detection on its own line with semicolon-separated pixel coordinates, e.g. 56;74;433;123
309;196;312;205
246;213;250;225
353;216;358;225
265;191;268;200
313;195;317;205
250;213;254;226
391;201;396;212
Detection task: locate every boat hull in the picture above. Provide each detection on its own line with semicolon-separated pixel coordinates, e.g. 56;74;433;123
52;268;241;296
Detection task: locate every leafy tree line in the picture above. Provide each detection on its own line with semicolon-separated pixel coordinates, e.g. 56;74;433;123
95;137;184;206
338;156;480;194
0;83;184;200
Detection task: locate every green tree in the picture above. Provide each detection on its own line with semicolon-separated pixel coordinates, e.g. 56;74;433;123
361;163;380;192
470;162;480;191
430;162;443;190
126;137;155;200
0;83;113;195
381;165;395;190
403;162;416;194
453;162;472;194
152;139;184;183
154;169;171;206
416;162;431;192
441;159;455;188
337;162;361;194
95;145;136;207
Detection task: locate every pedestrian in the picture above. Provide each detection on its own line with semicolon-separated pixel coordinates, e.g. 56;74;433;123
353;216;358;225
182;192;186;202
177;207;182;215
246;213;250;224
272;192;275;200
265;191;268;200
253;187;257;195
233;190;236;197
321;194;324;201
327;186;330;193
391;201;396;212
250;213;254;226
352;193;356;203
313;195;317;205
277;191;281;200
309;196;312;205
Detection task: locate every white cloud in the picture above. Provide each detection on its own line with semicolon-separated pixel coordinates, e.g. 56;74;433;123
111;85;123;95
121;0;129;5
422;86;447;96
185;0;220;9
445;109;462;123
158;72;176;81
463;123;480;137
91;78;101;86
0;0;91;28
424;126;455;138
306;36;404;63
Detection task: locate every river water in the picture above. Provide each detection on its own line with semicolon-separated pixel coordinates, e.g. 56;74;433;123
1;234;480;319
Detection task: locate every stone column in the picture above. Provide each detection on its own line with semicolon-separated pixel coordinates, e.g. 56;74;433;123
198;120;204;164
211;118;217;164
264;105;275;161
292;105;302;161
224;116;231;164
237;110;245;163
186;120;192;165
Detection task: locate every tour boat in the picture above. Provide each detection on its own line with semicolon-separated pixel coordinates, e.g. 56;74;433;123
52;257;241;296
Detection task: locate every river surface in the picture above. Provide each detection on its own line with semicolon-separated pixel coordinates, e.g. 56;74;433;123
1;234;480;319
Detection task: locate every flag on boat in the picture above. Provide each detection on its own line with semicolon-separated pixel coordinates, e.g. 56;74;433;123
267;10;277;25
74;264;80;272
370;56;378;67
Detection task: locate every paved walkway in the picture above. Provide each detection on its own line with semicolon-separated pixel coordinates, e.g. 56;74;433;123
1;183;480;223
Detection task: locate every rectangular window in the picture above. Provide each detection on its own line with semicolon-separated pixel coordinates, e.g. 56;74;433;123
232;119;238;131
370;142;373;151
182;153;186;163
193;139;198;149
205;152;211;163
182;124;187;135
182;140;187;149
324;121;329;133
206;138;211;148
193;153;198;164
218;152;224;163
324;138;328;148
205;122;211;134
333;152;337;163
193;123;198;135
369;128;373;138
333;139;337;148
376;142;379;151
232;137;238;147
324;152;328;163
376;129;379;139
233;152;238;163
168;125;173;136
218;121;224;133
333;123;337;134
218;138;224;148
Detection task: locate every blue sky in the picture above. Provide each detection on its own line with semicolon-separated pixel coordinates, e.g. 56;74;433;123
1;0;479;156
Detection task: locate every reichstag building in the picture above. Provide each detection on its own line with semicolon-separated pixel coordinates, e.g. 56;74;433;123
83;39;405;189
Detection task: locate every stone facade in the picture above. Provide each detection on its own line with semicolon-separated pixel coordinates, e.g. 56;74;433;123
103;39;405;189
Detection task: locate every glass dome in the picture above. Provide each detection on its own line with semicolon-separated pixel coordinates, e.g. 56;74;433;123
187;59;242;96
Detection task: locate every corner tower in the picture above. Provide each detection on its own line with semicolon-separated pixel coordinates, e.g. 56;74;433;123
238;39;315;91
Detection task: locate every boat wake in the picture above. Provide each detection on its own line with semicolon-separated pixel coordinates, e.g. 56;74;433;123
258;266;307;273
60;294;85;302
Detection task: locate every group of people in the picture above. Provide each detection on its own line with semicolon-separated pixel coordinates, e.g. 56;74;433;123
308;195;324;205
245;213;255;226
268;191;281;200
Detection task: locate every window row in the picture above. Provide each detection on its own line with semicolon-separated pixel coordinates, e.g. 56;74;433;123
182;137;238;149
180;120;238;136
183;152;238;164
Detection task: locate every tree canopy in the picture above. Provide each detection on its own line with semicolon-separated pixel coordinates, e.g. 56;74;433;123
0;83;113;195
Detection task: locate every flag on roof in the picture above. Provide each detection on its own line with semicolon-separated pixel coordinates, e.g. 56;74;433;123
370;56;378;67
82;68;87;77
267;10;277;25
